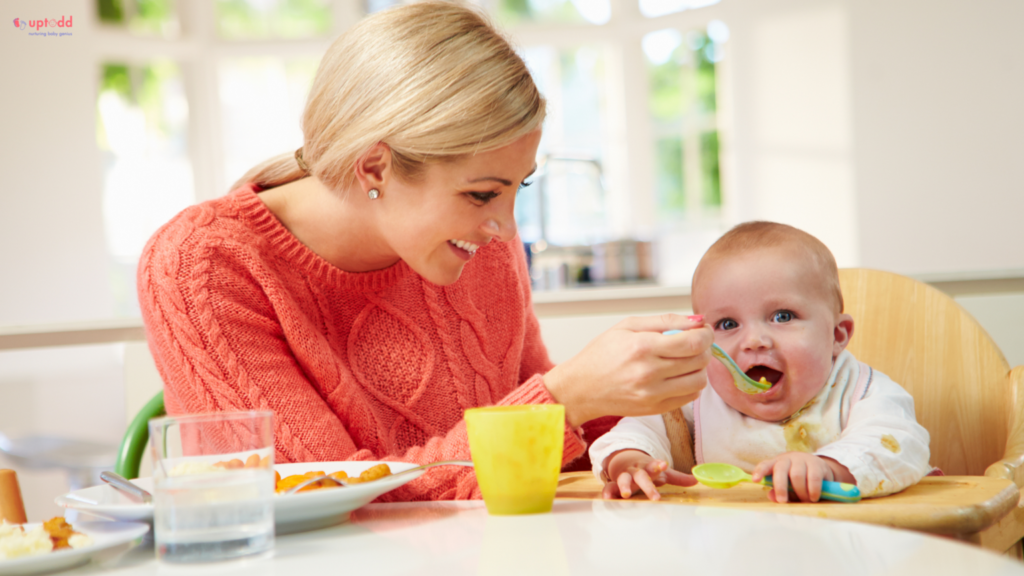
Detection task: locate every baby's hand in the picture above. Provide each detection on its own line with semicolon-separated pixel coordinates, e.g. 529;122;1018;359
601;449;696;501
752;452;853;503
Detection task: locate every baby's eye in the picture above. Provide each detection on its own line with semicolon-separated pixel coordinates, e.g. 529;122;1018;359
772;310;795;323
518;180;533;193
468;191;499;204
715;318;738;331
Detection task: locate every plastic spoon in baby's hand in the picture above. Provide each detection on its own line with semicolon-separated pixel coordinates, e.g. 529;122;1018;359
691;463;861;503
662;330;770;394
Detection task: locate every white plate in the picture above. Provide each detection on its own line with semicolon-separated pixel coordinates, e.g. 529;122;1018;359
0;521;149;576
55;461;427;534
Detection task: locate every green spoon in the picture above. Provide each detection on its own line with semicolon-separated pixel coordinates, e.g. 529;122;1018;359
692;462;862;503
663;330;771;394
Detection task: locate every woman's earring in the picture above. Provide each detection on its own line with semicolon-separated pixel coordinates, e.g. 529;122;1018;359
368;188;380;200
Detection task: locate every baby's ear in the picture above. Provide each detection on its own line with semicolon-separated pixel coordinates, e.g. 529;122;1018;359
833;314;854;358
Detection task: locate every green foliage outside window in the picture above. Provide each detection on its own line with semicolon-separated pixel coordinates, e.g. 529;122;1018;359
494;0;588;26
97;62;183;151
656;138;685;211
96;0;177;36
215;0;331;39
648;30;722;218
701;130;720;206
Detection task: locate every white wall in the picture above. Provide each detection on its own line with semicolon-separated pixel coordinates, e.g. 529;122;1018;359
848;0;1024;276
731;1;859;267
719;0;1023;276
0;0;124;522
1;0;112;325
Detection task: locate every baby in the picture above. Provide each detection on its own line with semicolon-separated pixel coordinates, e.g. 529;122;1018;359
590;221;932;503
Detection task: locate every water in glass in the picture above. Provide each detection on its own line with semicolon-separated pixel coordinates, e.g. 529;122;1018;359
155;467;274;563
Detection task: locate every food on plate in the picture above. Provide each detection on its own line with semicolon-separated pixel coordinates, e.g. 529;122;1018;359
169;454;272;477
349;463;391;484
0;469;27;524
0;517;93;560
275;464;393;493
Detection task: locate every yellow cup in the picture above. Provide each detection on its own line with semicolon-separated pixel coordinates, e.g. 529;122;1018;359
464;404;565;515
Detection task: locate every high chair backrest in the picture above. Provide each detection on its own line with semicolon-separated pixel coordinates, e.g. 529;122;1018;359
838;268;1016;477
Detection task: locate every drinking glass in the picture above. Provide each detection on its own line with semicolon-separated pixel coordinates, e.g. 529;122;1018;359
464;404;564;515
149;411;275;563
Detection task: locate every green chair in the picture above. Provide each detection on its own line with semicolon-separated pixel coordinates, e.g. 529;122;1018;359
114;391;165;479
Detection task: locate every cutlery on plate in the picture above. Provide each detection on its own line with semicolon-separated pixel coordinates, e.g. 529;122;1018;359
284;460;475;495
100;470;153;504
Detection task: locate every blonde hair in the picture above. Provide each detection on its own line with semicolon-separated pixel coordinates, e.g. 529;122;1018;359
694;221;844;313
233;1;545;192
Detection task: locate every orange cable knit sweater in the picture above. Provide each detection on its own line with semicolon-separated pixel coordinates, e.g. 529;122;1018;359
138;185;617;501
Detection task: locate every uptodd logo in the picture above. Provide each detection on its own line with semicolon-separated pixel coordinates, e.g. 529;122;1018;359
26;15;73;30
15;15;74;37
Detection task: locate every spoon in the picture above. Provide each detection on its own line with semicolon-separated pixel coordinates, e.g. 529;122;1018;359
284;460;475;495
663;330;771;394
100;470;153;504
691;462;861;503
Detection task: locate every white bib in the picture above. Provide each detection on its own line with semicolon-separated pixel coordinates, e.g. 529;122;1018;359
694;350;873;472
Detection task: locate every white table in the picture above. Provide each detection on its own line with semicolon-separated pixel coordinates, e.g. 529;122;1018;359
72;500;1024;575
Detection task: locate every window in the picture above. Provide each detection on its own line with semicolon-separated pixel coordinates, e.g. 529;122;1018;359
96;61;194;315
645;22;727;223
496;0;730;288
92;0;731;304
93;0;327;314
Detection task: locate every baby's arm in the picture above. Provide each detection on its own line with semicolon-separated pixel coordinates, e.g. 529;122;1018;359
589;413;696;500
813;374;932;498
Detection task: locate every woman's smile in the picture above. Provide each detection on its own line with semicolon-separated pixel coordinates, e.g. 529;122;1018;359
448;239;481;260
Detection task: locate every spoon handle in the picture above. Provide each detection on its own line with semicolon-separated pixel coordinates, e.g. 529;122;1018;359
763;476;862;503
100;470;153;504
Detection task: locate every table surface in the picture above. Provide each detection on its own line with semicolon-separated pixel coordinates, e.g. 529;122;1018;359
63;500;1024;576
556;472;1022;537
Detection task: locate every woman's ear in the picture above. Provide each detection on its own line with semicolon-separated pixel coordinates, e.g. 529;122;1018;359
354;142;391;191
833;313;854;358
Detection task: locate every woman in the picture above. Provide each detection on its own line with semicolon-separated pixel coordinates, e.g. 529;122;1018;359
138;1;712;501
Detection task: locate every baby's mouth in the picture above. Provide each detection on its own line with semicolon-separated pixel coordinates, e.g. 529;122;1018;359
745;366;783;387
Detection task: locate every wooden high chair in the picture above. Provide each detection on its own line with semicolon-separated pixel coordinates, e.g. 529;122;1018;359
659;268;1024;552
840;268;1024;554
838;268;1024;481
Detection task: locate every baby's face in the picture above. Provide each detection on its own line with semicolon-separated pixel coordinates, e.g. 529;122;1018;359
693;246;852;422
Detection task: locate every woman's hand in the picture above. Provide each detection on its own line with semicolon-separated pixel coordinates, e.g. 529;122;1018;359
601;449;697;501
543;314;713;427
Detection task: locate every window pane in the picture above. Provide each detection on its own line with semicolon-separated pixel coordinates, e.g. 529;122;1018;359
644;24;725;221
656;137;684;211
517;45;609;248
220;57;319;191
496;0;610;26
96;61;194;315
638;0;719;19
215;0;331;40
96;0;181;38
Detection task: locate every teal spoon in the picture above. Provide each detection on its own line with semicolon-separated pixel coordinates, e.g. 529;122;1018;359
663;330;771;394
692;462;862;503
